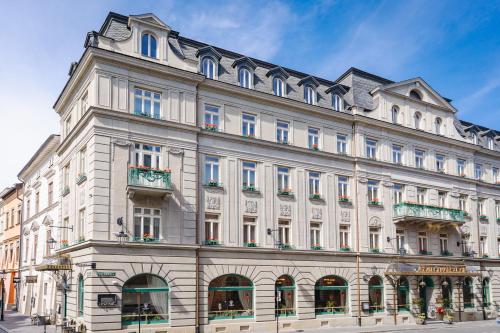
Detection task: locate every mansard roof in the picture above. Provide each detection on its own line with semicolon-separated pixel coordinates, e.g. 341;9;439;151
297;75;320;87
325;83;350;95
266;66;290;79
231;57;257;70
460;120;500;138
195;45;222;61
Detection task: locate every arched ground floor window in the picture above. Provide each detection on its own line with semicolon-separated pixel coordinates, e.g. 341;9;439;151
482;278;490;307
276;275;295;317
441;277;452;309
208;274;253;320
315;275;348;315
368;276;384;313
463;277;474;308
122;274;169;325
397;278;410;312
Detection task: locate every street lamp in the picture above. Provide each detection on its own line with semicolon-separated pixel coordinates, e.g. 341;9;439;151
47;237;57;250
0;269;5;321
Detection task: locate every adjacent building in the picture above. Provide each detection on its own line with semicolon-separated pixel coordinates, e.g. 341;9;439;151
27;11;500;333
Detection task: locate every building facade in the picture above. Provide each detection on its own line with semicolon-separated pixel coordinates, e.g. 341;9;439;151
17;135;61;318
44;12;500;333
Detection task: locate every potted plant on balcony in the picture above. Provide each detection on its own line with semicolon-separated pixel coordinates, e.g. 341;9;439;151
205;238;219;246
479;215;488;221
309;193;321;200
340;245;351;252
311;143;319;151
311;244;322;250
61;240;69;248
339;195;350;203
278;188;293;196
142;233;155;242
369;198;381;206
242;184;256;192
370;248;381;253
279;243;292;250
205;123;218;132
245;241;257;247
207;180;220;187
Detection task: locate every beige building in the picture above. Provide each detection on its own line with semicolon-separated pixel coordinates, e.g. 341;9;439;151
45;12;499;333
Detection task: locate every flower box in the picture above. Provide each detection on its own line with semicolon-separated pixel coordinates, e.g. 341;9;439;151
204;239;220;246
76;174;87;185
244;242;257;248
278;139;289;145
368;200;382;206
309;193;322;200
311;144;319;151
278;189;293;196
339;196;351;203
482;254;489;258
62;186;70;197
242;185;257;192
61;240;69;248
479;215;488;221
340;247;351;252
206;181;222;187
370;248;381;253
311;245;322;250
441;250;452;256
419;250;432;255
205;123;218;132
279;243;292;250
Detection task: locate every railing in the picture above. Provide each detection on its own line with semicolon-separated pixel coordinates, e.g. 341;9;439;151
122;313;169;325
276;308;296;317
128;166;172;190
131;236;161;243
315;306;348;315
393;203;465;223
369;305;384;313
208;309;254;320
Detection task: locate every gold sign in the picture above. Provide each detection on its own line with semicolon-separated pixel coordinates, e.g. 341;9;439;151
417;265;466;274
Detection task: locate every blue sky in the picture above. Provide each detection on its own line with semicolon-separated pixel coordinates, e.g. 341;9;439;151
0;0;499;188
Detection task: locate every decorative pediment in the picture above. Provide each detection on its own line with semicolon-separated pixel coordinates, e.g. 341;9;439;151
325;83;349;95
297;75;319;87
129;13;171;31
231;57;257;70
368;216;382;227
266;66;289;79
196;46;222;61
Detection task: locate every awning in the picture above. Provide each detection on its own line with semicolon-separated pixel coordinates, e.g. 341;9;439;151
385;263;481;277
36;255;72;271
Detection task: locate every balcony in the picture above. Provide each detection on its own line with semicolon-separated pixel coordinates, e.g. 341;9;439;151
127;166;173;199
393;202;465;226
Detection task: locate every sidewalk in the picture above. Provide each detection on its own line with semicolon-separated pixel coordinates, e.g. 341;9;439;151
0;311;56;333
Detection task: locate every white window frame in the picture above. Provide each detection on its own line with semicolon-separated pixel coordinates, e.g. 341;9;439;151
238;67;253;89
339;225;350;249
392;145;402;164
308;127;320;149
475;163;483;180
369;227;381;250
416;187;426;204
393;184;404;204
438;191;447;207
366;138;377;159
415;150;425;169
439;233;448;253
133;207;161;240
435;118;442;135
242;161;256;188
310;222;322;248
133;143;161;169
391;106;399;124
134;88;161;119
487;137;494;150
243;216;257;245
478;199;485;216
309;172;321;196
396;229;405;252
304;85;316;105
436;154;445;172
414;112;421;130
78;209;85;240
273;76;286;97
418;232;428;253
277;167;290;191
332;94;343;111
493;167;499;183
338;176;349;199
278;219;291;246
459;195;467;212
242;113;256;137
204;105;220;129
457;159;466;176
276;121;289;144
204;156;220;184
141;33;157;58
205;213;220;242
201;57;217;79
367;180;379;203
337;134;347;154
479;236;487;256
79;147;86;176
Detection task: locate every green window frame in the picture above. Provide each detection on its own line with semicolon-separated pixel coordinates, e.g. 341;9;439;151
482;278;490;307
315;275;349;315
208;274;254;320
463;277;474;308
368;276;384;313
397;278;410;312
275;275;296;317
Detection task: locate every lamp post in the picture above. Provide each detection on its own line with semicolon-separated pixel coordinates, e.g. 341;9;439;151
0;269;5;321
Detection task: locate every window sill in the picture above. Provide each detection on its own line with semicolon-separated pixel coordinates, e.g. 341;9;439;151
368;203;383;208
203;183;224;191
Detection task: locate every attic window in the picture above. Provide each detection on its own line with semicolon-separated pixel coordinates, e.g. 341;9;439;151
304;85;316;105
238;67;252;89
471;133;478;145
435;117;442;135
273;77;286;97
409;89;422;101
414;112;422;130
332;94;343;111
201;57;217;79
487;136;494;150
141;33;157;59
391;106;399;124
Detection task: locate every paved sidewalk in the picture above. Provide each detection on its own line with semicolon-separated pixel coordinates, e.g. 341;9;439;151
0;311;56;333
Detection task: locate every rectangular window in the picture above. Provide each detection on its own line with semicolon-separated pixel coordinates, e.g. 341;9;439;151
26;200;31;219
134;88;161;119
204;156;220;185
308;127;320;150
133;143;161;169
48;182;53;206
392;145;402;164
337;134;347;154
369;227;380;250
242;161;256;189
367;180;379;204
45;229;51;257
393;184;404;205
204;105;220;130
35;192;40;214
64;116;72;136
366;138;377;159
62;217;69;242
81;92;88;115
493;167;499;184
438;191;447;207
436;154;445;172
308;172;320;197
415;150;425;169
278;220;290;246
339;225;350;249
310;222;322;248
79;147;86;176
205;213;220;243
418;232;428;253
63;164;70;188
396;229;405;252
78;209;85;241
416;187;426;205
480;236;487;256
243;217;256;245
478;199;485;216
277;167;290;192
24;237;29;262
457;159;466;176
440;234;448;253
475;163;483;180
133;208;161;241
276;121;289;144
242;113;256;137
459;195;467;212
496;201;500;220
338;176;349;200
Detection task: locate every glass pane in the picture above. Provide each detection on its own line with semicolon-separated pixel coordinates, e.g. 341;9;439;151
141;34;149;56
150;36;157;58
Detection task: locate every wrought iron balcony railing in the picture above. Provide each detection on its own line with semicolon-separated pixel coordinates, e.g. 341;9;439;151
393;202;465;223
127;166;172;191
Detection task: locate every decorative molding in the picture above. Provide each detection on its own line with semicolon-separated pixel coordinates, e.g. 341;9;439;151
480;225;488;236
245;200;257;214
358;177;368;184
368;216;382;227
340;210;351;223
312;208;322;220
169;147;184;155
382;181;394;188
206;196;220;210
280;204;291;217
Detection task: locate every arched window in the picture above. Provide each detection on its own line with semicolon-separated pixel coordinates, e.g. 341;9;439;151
122;274;169;325
397;278;410;312
332;94;343;111
201;57;216;79
441;278;452;309
463;277;474;308
275;275;295;317
482;278;490;307
391;106;399;124
273;77;285;97
141;33;157;58
238;67;252;89
368;276;384;313
304;85;316;105
78;275;84;316
208;274;253;320
315;275;348;315
435;117;442;135
410;89;422;101
471;133;478;145
486;137;494;150
414;112;422;130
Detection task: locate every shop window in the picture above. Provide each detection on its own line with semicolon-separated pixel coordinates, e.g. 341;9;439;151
463;277;474;308
368;276;384;313
397;278;410;312
275;275;295;317
315;275;348;315
208;274;254;320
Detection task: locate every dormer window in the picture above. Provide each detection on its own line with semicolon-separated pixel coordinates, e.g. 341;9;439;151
487;136;494;150
471;133;478;145
273;77;286;97
409;89;422;101
141;33;157;58
332;94;343;111
435;117;442;135
238;67;252;89
414;112;422;130
304;85;316;105
201;57;217;79
391;106;399;124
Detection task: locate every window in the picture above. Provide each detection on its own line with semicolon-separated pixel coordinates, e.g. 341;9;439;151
457;159;466;176
79;147;86;176
459;195;467;212
392;145;402;164
276;121;289;144
277;167;290;192
201;57;216;79
275;275;295;317
205;214;220;243
366;139;377;159
24;237;30;262
133;143;161;169
45;229;51;257
35;192;40;214
278;220;290;246
339;225;350;250
81;92;88;115
63;164;70;189
368;276;384;313
415;150;424;168
204;105;220;130
369;227;381;251
48;182;53;206
242;162;256;190
483;278;491;307
475;163;483;180
439;234;448;254
273;77;285;97
26;200;31;219
436;154;445;172
487;137;494;150
471;133;478;145
367;180;379;204
414;112;421;130
336;134;347;154
397;278;410;312
463;277;474;308
338;176;349;200
304;85;315;105
308;127;319;150
308;172;320;197
310;222;322;249
416;187;426;204
78;275;84;317
496;201;500;220
438;191;447;207
391;106;399;124
141;33;157;58
480;236;487;256
493;167;499;183
315;276;348;314
243;217;256;246
78;209;85;241
208;275;253;320
204;156;220;185
396;229;405;252
418;232;428;253
134;88;161;119
435;118;442;135
393;184;404;205
64;116;72;136
122;274;169;324
332;94;343;111
238;67;252;89
410;90;422;100
133;208;161;241
242;113;256;137
62;217;69;242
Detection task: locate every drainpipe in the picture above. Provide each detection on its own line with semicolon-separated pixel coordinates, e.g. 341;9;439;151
15;182;24;312
352;118;362;327
194;84;201;333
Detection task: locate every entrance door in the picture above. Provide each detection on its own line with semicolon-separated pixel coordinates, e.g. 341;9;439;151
419;284;427;315
419;277;434;317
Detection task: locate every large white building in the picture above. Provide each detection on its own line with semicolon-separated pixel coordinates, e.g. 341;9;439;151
35;11;500;333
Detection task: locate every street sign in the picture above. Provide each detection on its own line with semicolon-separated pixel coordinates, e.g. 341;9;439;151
13;277;20;283
26;276;38;283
